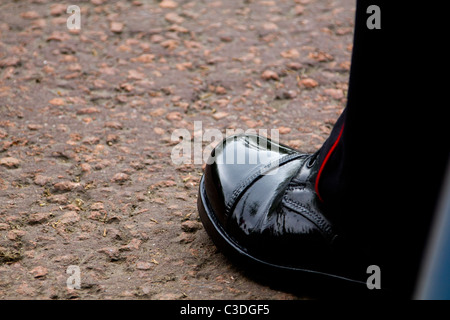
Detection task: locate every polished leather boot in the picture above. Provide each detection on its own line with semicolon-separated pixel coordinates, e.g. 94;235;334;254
198;134;374;294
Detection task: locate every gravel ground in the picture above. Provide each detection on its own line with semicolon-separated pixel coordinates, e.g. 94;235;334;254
0;0;354;300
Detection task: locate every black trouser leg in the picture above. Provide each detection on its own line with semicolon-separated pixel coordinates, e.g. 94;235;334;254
315;1;449;297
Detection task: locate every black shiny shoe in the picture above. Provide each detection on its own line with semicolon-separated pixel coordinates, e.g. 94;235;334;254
198;134;374;295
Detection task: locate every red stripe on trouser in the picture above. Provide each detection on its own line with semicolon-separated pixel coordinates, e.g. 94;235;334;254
315;125;344;202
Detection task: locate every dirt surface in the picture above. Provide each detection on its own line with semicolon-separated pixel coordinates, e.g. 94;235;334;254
0;0;354;300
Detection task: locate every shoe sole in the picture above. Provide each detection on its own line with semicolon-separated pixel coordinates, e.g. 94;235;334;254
197;176;385;297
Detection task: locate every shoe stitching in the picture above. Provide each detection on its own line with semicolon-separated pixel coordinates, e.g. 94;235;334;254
282;196;335;241
286;185;306;191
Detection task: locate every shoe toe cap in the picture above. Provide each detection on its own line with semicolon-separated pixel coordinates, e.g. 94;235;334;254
202;134;302;227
